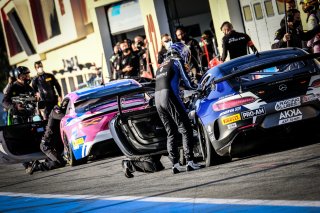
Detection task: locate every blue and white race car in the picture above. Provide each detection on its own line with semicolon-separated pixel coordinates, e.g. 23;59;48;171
110;48;320;166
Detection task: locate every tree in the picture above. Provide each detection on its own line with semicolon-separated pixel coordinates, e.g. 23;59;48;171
0;26;10;92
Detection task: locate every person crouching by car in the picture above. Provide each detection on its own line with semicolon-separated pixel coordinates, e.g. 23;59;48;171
122;155;165;178
155;42;204;174
26;100;68;175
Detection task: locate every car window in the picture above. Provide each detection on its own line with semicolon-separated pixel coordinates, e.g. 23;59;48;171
120;92;149;109
75;97;117;113
239;61;305;82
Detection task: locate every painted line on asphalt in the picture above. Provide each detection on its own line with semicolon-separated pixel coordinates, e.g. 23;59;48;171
1;192;320;212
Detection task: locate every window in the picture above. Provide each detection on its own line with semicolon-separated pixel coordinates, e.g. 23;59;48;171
29;0;61;44
264;0;275;17
68;77;76;92
276;0;285;15
1;9;23;56
243;5;253;22
7;10;35;55
61;78;68;96
77;75;84;84
253;3;263;20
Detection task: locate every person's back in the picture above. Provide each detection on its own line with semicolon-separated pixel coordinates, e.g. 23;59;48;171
220;21;257;62
223;31;252;59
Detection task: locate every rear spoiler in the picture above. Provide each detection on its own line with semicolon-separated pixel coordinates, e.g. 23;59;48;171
214;52;320;84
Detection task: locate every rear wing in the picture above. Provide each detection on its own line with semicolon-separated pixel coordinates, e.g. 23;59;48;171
214;52;320;84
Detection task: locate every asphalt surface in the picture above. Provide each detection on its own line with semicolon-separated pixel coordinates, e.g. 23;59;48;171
0;137;320;200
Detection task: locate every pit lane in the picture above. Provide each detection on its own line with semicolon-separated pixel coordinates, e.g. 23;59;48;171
0;137;320;212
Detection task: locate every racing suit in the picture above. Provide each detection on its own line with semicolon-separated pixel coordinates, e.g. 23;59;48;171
155;56;197;165
38;105;66;170
221;30;257;61
32;73;62;119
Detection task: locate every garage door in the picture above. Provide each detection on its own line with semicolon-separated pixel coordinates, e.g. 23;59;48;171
240;0;286;51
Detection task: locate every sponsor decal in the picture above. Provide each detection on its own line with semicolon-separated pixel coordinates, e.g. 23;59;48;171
227;123;237;130
218;93;236;100
72;136;85;149
219;106;241;117
222;114;241;125
279;108;303;125
241;107;266;120
302;94;318;103
275;97;301;111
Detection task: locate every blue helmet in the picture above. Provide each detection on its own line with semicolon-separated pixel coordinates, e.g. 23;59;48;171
168;42;191;64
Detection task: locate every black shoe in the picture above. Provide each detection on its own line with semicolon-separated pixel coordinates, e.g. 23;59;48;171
26;160;40;175
122;160;134;178
186;161;204;172
172;163;183;174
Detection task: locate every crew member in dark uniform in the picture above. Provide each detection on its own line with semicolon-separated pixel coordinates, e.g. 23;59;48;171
26;101;68;175
122;155;165;178
2;66;35;172
220;21;257;62
272;9;320;49
32;61;62;120
155;42;203;174
2;66;34;125
119;40;140;79
176;27;203;80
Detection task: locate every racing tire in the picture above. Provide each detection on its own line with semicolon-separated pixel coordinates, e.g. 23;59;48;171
197;119;231;167
63;134;88;166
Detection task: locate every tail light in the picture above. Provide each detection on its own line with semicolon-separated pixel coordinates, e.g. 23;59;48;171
311;79;320;88
81;117;103;127
212;96;256;111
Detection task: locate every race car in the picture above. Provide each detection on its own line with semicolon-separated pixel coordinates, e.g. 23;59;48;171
0;79;150;165
109;48;320;167
60;79;151;166
195;48;320;166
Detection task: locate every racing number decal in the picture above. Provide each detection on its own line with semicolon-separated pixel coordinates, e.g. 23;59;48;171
222;114;241;125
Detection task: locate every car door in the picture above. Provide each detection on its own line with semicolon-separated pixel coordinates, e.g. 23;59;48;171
109;88;169;158
0;121;47;164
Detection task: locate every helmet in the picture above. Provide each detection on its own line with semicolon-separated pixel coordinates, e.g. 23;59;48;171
14;66;30;79
8;69;15;78
303;0;319;13
168;42;191;64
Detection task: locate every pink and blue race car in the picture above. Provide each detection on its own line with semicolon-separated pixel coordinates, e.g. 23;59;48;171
0;79;152;166
60;79;152;166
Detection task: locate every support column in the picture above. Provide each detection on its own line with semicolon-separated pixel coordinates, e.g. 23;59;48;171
209;0;244;55
138;0;170;71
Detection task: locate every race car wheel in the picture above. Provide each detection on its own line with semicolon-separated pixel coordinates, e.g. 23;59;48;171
63;134;88;166
197;120;231;167
197;121;215;167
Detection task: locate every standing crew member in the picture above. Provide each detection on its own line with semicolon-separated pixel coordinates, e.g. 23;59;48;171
220;21;257;62
2;66;35;172
119;40;140;79
155;42;203;174
272;9;320;49
32;61;62;120
2;66;34;125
